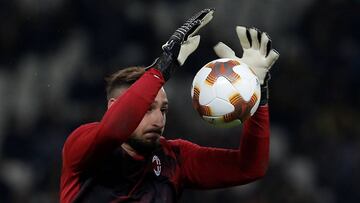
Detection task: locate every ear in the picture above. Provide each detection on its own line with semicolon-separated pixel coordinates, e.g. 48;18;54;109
107;98;117;109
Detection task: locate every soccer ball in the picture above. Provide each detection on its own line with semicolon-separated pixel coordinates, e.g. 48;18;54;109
191;58;261;127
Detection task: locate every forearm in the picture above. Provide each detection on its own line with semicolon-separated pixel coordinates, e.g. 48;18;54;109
97;68;165;144
180;106;270;189
63;68;165;169
238;105;270;178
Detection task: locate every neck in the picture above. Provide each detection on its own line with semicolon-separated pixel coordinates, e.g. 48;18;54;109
121;143;145;160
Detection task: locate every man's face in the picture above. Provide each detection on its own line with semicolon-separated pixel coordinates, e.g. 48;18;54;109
109;87;168;154
129;88;168;152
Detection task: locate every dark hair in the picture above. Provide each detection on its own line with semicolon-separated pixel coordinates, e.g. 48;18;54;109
105;66;146;100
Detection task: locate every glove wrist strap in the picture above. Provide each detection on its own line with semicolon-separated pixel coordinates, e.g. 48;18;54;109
146;52;179;81
259;83;269;106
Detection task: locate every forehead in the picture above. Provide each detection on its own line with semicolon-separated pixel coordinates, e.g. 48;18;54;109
116;87;167;103
154;87;168;104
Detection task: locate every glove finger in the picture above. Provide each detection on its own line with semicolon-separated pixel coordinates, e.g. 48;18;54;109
188;8;215;38
213;42;237;59
185;20;202;39
260;32;270;56
189;8;215;22
249;27;260;50
266;49;280;69
177;35;201;66
236;26;251;49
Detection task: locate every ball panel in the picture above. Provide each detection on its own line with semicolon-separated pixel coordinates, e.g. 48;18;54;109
213;76;237;101
191;67;212;98
207;97;234;116
194;66;212;82
232;64;259;102
232;79;253;102
192;86;213;118
198;81;216;105
229;92;259;121
192;67;216;105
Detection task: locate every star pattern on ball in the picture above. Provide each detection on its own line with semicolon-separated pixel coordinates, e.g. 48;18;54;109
205;59;241;86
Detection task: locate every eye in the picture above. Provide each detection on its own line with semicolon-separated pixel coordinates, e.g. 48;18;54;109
147;105;155;113
161;107;168;114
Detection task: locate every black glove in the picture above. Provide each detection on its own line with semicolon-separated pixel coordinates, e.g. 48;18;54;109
148;8;214;81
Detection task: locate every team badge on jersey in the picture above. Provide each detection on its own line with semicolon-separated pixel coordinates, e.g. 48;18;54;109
152;155;161;176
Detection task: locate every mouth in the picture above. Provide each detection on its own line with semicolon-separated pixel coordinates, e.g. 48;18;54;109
144;130;162;141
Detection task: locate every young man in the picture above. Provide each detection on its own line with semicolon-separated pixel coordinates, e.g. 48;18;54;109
60;8;279;203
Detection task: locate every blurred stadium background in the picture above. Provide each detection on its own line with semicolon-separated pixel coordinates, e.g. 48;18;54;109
0;0;359;202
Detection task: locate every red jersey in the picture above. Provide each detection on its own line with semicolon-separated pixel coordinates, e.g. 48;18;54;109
60;68;270;203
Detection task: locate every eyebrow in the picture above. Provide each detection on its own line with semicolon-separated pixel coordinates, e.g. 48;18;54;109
151;100;168;106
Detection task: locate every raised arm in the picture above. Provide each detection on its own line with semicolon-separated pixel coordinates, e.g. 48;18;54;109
175;106;269;189
61;9;215;171
178;26;279;188
62;68;165;170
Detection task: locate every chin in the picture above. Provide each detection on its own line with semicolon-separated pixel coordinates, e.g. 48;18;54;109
127;137;161;155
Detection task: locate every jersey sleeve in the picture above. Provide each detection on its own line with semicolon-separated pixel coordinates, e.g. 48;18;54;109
174;105;270;189
62;68;165;171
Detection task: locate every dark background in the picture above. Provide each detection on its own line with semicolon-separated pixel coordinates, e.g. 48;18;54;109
0;0;359;202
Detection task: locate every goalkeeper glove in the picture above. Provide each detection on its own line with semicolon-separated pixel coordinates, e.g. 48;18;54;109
148;8;214;81
213;26;279;105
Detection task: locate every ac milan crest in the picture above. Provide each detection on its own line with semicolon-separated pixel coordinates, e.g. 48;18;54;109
152;155;161;176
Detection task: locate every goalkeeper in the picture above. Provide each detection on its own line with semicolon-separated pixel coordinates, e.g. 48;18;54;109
60;8;279;203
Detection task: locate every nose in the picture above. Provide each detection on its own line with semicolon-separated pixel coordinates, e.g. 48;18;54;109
151;109;166;128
